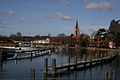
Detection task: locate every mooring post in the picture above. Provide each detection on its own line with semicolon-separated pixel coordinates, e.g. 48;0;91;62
31;52;32;58
104;53;106;57
43;72;47;80
44;58;48;73
0;51;4;69
103;53;105;58
106;68;113;80
97;53;99;59
95;53;97;58
107;52;108;58
52;59;56;73
30;68;35;80
101;54;103;59
74;56;77;69
30;52;33;61
99;53;101;58
83;54;86;61
98;53;100;58
95;53;98;64
67;56;70;71
41;51;43;55
83;54;86;67
48;50;50;54
95;53;97;59
100;53;103;63
90;54;92;66
0;51;3;63
93;53;95;59
90;53;92;61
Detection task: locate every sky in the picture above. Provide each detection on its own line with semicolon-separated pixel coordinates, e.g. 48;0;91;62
0;0;120;36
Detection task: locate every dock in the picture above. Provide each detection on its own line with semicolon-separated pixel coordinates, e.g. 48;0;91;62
6;47;54;60
44;52;116;73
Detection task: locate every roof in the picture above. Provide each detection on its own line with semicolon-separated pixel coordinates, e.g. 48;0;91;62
72;34;90;39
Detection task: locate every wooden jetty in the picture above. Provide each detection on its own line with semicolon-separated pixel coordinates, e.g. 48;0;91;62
7;47;53;60
44;53;116;73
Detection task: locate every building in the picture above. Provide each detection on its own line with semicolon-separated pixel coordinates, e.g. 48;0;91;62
71;20;90;47
109;42;116;49
74;20;80;36
0;37;18;48
89;35;109;48
72;20;90;39
32;38;50;44
72;20;81;39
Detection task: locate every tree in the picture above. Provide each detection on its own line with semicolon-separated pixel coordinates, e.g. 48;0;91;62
48;33;51;37
35;34;40;37
109;20;120;33
78;34;89;47
97;28;107;35
79;38;89;47
57;33;66;37
16;32;22;37
9;32;22;41
9;34;16;37
114;32;120;47
108;20;120;47
70;34;74;37
96;28;108;40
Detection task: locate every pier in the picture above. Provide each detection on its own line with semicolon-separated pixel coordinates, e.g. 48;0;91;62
44;52;116;73
6;47;54;60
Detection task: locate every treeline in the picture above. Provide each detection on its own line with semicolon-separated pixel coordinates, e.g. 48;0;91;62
92;19;120;47
0;32;50;42
0;19;120;47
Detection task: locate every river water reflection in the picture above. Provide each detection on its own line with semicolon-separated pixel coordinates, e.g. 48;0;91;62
0;48;120;80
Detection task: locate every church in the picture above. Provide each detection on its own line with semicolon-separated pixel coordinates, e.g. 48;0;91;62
72;20;90;39
74;20;80;36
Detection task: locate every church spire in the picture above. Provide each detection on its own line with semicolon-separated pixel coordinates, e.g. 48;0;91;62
74;20;80;36
76;19;78;28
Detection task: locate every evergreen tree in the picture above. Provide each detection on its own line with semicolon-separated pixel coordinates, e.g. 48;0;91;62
108;20;120;47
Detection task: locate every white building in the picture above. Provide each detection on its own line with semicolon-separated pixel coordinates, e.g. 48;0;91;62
109;42;116;49
32;38;50;44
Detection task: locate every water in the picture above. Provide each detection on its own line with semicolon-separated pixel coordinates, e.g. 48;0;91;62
0;48;120;80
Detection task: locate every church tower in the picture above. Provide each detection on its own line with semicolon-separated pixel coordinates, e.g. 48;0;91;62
74;20;80;36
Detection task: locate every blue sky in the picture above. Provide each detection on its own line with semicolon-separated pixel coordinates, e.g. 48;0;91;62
0;0;120;36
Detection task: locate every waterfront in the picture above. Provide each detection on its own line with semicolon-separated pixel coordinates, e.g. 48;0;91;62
0;48;120;80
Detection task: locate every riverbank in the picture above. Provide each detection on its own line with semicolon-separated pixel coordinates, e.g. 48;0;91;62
67;46;120;54
83;47;120;53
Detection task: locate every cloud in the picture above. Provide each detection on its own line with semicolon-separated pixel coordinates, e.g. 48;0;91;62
43;14;53;19
57;12;73;21
4;10;15;16
0;20;9;25
30;19;39;23
80;0;90;4
86;1;115;11
61;0;70;6
0;25;8;29
88;27;99;32
20;17;26;21
79;25;107;35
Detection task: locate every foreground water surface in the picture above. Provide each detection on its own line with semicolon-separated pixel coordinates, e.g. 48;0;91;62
0;48;120;80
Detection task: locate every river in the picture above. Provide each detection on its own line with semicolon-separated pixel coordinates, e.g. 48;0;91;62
0;48;120;80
